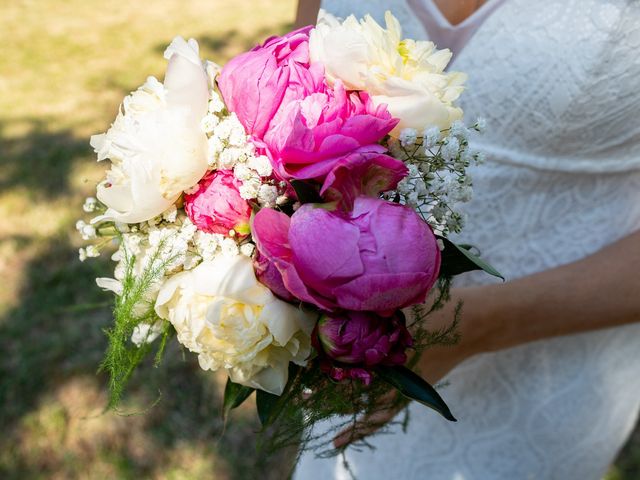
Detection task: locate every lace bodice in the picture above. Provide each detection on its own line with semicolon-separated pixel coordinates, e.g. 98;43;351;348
295;1;640;479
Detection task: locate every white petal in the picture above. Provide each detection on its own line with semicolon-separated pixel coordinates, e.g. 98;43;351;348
96;277;123;295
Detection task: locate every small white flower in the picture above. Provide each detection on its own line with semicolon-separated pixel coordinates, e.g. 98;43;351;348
247;155;273;177
179;221;198;241
131;322;164;346
449;120;469;140
240;243;255;257
78;248;87;262
201;113;219;133
216;117;235;140
220;237;239;257
406;191;419;207
474;151;486;163
162;204;178;223
441;137;460;161
218;147;245;169
233;163;253;181
81;224;97;240
228;128;247;148
239;177;261;200
396;177;412;196
475;117;487;133
194;231;222;261
399;128;418;147
83;197;98;213
423;126;441;149
257;184;278;208
208;92;225;113
207;136;224;165
86;245;100;258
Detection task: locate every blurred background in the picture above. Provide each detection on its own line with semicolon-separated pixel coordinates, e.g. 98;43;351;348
0;1;637;478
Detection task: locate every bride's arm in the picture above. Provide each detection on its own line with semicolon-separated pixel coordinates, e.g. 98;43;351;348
427;228;640;377
334;229;640;447
295;0;321;29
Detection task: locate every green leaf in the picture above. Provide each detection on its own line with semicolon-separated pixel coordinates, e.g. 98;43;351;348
222;378;254;420
438;236;504;280
256;389;280;426
377;365;457;422
290;180;322;204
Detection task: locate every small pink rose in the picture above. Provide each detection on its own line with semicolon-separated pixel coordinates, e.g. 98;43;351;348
184;170;251;236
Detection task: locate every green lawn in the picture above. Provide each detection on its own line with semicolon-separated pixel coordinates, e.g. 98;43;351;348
0;1;637;479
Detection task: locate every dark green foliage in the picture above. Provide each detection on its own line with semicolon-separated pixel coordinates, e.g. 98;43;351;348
223;379;254;421
290;180;323;204
377;366;456;421
438;236;504;279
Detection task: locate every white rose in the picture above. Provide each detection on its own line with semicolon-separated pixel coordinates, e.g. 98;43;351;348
155;255;314;395
309;11;466;134
91;36;209;224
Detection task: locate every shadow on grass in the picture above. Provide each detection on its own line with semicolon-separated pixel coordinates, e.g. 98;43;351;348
0;119;91;200
0;86;294;480
152;21;295;64
0;233;295;479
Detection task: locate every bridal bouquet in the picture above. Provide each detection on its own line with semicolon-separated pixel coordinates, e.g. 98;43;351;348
78;11;498;453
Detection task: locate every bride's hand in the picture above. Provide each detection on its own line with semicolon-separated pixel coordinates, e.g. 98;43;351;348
333;293;480;449
334;227;640;448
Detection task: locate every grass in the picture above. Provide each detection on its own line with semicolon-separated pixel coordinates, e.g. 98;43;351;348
0;1;637;479
0;1;297;478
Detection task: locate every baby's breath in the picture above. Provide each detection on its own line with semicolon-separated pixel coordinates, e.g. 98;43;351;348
386;121;484;235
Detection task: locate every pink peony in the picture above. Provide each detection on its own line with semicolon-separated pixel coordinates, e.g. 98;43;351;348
184;170;251;236
254;250;296;302
314;311;413;385
263;82;399;181
319;150;408;211
217;27;324;139
316;312;412;366
252;197;441;314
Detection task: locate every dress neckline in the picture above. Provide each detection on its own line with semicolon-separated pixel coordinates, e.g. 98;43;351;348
407;0;509;56
421;0;504;29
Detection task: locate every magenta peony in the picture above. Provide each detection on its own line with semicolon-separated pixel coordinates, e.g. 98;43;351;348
319;150;408;211
263;82;398;181
254;250;296;302
184;170;251;236
252;196;441;314
217;26;325;139
316;311;413;365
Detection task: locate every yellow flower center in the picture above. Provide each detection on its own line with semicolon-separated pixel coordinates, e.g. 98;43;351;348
397;40;412;64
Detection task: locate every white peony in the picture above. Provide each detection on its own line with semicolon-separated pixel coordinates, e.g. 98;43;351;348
91;37;209;224
155;255;314;395
309;11;466;134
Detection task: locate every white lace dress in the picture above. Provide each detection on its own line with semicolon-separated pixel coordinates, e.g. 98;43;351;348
294;1;640;479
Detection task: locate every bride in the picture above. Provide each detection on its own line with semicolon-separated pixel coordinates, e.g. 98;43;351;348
293;0;640;479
